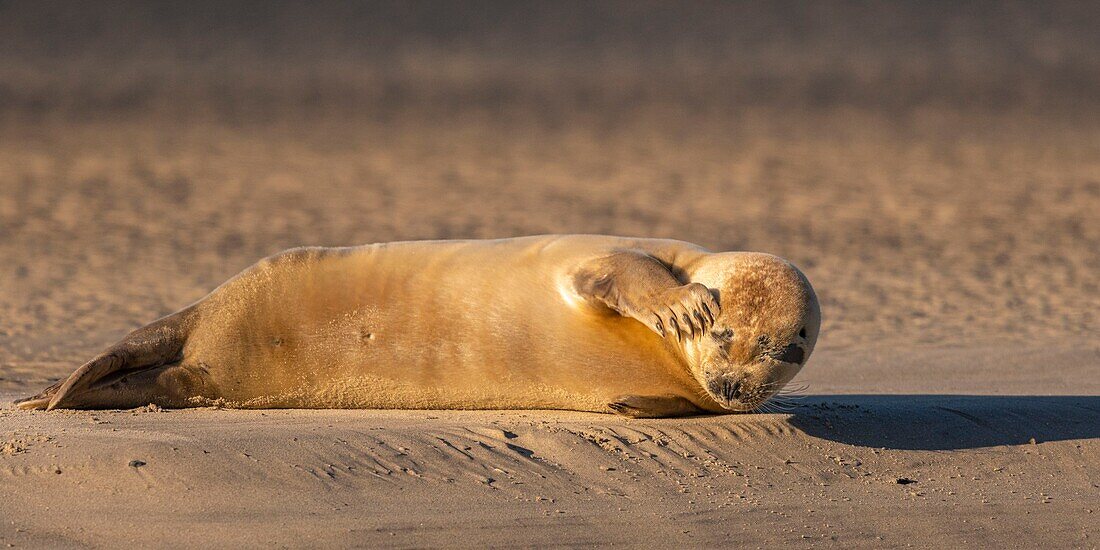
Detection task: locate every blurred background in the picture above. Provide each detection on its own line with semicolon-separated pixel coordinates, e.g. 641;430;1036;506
1;1;1097;370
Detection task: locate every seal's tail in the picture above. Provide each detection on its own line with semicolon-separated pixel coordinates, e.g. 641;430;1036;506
15;306;198;410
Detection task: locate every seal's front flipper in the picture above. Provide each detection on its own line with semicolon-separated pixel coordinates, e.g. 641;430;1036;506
607;395;702;418
572;251;719;341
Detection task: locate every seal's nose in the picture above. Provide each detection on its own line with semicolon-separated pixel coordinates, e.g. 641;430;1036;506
777;343;804;364
722;378;742;401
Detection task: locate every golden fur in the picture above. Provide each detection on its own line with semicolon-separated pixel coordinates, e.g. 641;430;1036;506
17;235;820;417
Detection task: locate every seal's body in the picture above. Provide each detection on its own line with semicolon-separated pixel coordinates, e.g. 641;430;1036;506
18;235;820;417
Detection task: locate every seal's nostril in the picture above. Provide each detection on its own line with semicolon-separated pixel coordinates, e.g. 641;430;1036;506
723;379;742;401
799;327;807;338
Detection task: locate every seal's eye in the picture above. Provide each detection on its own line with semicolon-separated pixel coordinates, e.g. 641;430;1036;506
777;344;804;364
799;327;807;338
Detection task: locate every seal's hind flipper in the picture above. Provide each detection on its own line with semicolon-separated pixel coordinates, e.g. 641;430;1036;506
608;395;702;418
13;397;50;410
42;306;197;410
12;379;63;410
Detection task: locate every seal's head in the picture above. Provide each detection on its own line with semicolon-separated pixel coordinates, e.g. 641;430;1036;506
685;253;820;412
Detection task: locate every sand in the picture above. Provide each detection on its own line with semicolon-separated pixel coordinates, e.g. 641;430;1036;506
2;346;1098;547
1;2;1098;547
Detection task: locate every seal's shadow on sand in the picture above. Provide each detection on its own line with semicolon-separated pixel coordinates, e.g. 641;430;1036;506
785;395;1100;451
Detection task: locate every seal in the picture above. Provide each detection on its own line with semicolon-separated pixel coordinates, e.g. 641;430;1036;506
16;235;820;417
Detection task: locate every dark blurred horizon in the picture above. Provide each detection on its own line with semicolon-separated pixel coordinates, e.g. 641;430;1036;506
3;1;1100;119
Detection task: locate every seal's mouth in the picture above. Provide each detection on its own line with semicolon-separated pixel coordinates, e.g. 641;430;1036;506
705;375;770;412
704;357;804;412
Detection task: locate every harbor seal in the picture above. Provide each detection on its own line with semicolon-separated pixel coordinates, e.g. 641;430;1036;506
16;235;820;417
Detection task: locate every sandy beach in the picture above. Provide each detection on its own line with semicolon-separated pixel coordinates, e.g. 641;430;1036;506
1;2;1098;547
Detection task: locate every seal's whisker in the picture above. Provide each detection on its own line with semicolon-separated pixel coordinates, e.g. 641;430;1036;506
774;392;808;400
693;383;711;401
763;393;801;410
771;394;805;405
761;396;796;409
768;402;802;410
758;399;794;414
760;380;806;390
777;381;808;390
758;381;792;392
765;402;797;412
775;383;810;396
756;400;783;413
772;393;808;401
